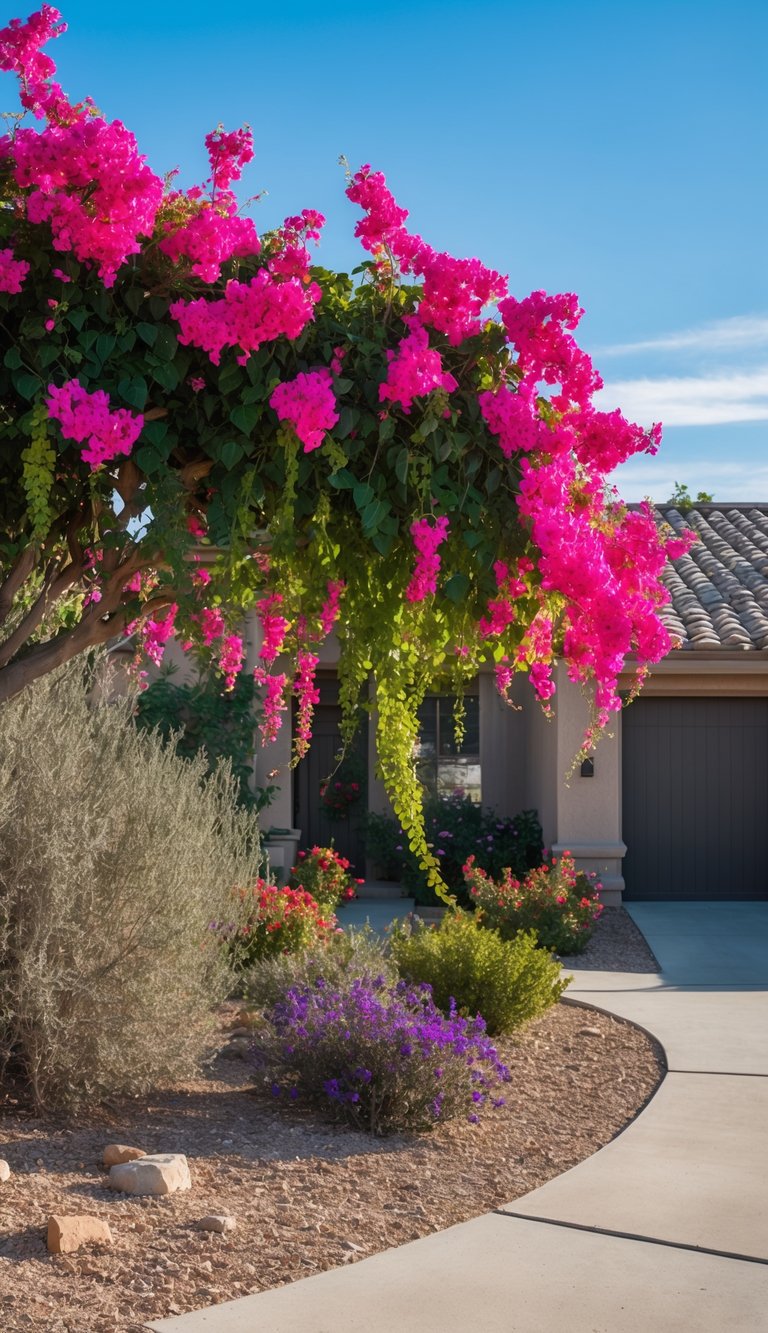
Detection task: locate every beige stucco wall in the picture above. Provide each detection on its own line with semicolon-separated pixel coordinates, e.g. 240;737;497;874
520;665;625;903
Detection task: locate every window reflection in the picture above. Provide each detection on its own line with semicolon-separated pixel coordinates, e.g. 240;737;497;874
415;692;481;802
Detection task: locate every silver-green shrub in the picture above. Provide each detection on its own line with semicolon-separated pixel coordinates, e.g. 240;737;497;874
244;925;398;1013
0;661;262;1110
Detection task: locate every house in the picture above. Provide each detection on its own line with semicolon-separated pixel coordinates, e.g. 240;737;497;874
253;503;768;904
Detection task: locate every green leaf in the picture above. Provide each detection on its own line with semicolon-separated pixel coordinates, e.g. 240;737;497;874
14;372;41;401
218;363;245;395
154;326;178;362
142;419;168;447
135;445;164;475
335;406;359;439
4;347;22;370
334;377;353;393
95;332;116;363
37;343;59;370
118;376;148;411
66;308;87;332
123;287;144;316
463;530;483;549
353;481;375;510
328;468;355;490
230;403;260;435
362;497;389;533
220;439;244;470
485;467;501;495
149;295;168;320
443;572;470;604
395;447;409;485
379;415;396;443
136;322;158;348
151;361;180;392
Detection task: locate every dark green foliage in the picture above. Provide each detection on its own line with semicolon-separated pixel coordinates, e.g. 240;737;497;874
135;666;276;811
365;795;544;907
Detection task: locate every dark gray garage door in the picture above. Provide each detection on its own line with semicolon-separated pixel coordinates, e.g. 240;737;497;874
622;697;768;900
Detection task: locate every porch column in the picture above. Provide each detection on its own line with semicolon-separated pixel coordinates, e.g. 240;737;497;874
524;664;626;905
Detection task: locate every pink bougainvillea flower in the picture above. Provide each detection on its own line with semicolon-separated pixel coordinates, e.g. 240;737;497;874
379;318;457;413
46;378;143;469
406;515;449;602
170;269;320;365
0;246;30;293
269;368;338;452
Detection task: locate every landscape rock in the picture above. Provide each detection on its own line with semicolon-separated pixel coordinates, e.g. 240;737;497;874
0;1160;11;1182
103;1144;146;1167
109;1153;191;1197
47;1215;113;1254
221;1038;250;1060
196;1214;237;1234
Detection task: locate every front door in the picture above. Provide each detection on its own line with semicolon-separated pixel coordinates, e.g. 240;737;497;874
293;674;368;875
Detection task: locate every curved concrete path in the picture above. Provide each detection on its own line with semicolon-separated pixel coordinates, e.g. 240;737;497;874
150;904;768;1332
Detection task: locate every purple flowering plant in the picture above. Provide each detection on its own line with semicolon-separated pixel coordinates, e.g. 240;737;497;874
249;974;510;1135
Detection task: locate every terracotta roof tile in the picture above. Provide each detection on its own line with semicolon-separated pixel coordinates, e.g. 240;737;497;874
656;504;768;651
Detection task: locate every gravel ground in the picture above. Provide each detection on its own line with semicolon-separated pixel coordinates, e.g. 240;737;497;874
0;910;663;1332
559;906;661;973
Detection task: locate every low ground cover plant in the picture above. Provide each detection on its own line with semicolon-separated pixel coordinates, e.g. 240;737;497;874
288;845;363;913
365;796;544;907
390;912;568;1035
222;881;338;967
465;852;603;955
250;974;511;1135
244;926;397;1012
0;662;261;1111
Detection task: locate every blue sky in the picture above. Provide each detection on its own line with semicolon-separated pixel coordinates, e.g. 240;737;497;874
12;0;768;501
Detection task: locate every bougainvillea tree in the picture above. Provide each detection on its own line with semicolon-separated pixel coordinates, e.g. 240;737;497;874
0;8;693;900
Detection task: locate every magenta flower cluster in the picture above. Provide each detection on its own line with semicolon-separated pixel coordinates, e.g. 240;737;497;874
45;378;143;469
0;246;30;293
170;269;320;367
406;515;450;602
379;318;458;414
269;368;339;453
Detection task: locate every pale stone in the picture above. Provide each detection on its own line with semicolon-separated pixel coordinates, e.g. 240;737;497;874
196;1214;237;1234
47;1214;113;1254
103;1144;146;1167
0;1160;10;1183
109;1152;191;1197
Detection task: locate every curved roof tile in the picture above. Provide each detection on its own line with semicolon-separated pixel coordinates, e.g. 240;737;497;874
655;505;768;651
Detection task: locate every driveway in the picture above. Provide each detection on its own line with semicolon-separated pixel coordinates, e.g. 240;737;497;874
150;904;768;1332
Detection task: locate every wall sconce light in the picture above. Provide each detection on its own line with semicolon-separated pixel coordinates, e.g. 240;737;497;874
580;756;595;778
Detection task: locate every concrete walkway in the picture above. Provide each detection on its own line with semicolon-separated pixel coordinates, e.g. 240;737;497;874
150;904;768;1332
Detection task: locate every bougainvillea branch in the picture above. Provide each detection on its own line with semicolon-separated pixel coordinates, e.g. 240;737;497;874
0;8;694;902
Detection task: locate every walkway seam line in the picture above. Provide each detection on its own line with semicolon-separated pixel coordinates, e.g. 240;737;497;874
666;1068;768;1078
495;1210;768;1267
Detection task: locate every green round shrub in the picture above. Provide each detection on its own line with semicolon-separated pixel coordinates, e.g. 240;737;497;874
390;911;568;1035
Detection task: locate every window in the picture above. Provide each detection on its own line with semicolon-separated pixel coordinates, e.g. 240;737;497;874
414;688;481;802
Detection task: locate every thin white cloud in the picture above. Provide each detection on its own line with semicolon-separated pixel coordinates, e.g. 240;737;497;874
596;366;768;427
609;457;768;504
596;315;768;358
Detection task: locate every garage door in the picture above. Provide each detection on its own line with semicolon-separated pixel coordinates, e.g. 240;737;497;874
622;697;768;900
